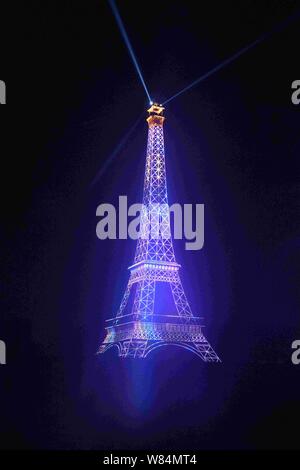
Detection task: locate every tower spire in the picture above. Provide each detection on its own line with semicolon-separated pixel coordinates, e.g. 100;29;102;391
98;105;220;360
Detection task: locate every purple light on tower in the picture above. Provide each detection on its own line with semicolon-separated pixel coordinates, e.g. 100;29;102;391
98;103;220;361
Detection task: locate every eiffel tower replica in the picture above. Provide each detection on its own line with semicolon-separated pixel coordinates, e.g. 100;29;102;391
98;103;220;361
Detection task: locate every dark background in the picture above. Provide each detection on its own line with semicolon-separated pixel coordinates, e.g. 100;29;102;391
0;0;300;450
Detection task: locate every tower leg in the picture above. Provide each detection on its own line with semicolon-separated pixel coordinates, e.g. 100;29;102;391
116;277;132;318
171;272;193;317
193;342;221;362
120;340;148;358
132;278;155;318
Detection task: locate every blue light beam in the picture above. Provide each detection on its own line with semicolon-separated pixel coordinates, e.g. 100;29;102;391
163;10;300;105
108;0;152;103
90;112;144;188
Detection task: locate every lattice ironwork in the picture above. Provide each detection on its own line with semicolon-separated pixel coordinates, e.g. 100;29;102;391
99;103;220;361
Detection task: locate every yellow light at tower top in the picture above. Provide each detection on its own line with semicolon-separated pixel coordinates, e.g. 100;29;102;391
147;103;165;115
147;103;165;126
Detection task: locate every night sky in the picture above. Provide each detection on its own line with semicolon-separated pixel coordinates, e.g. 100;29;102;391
1;0;300;450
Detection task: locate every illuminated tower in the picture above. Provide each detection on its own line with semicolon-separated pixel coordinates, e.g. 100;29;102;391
98;103;220;361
